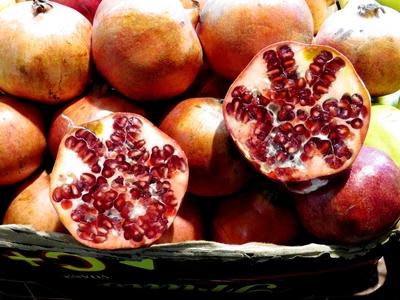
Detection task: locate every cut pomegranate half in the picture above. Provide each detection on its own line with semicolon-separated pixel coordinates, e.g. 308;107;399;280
50;113;189;249
223;41;371;182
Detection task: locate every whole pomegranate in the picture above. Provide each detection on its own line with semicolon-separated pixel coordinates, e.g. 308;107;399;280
315;0;400;96
92;0;203;101
48;85;146;157
0;95;46;186
51;0;102;23
223;41;371;182
295;146;400;244
50;113;189;249
212;180;301;245
3;171;65;233
159;97;253;197
156;197;204;244
197;0;314;80
0;0;92;104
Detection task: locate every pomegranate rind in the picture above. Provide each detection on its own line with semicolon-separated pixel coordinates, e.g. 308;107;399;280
197;0;314;80
223;41;371;182
92;0;203;101
50;113;189;249
0;2;92;103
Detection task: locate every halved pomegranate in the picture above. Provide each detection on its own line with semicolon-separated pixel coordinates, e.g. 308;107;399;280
49;113;189;249
223;41;371;182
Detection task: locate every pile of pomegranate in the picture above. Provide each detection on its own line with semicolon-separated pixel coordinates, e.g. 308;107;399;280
0;0;400;250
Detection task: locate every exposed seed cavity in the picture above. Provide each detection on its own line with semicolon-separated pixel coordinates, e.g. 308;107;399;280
225;45;366;175
54;115;188;245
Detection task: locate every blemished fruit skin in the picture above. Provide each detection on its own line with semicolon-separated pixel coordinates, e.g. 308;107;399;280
295;146;400;244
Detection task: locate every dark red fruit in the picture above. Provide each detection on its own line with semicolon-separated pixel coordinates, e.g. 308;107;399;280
212;181;301;245
223;41;371;182
156;196;204;244
51;0;102;23
50;113;189;249
295;146;400;244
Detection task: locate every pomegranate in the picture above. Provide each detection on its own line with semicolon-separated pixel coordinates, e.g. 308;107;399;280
0;0;91;104
156;196;204;244
3;171;65;233
197;0;314;80
49;113;189;249
159;97;253;197
185;64;231;99
295;146;400;244
223;41;371;182
212;180;301;245
51;0;102;23
48;85;146;157
314;0;400;96
179;0;201;28
305;0;336;35
180;0;207;10
92;0;203;101
0;95;46;186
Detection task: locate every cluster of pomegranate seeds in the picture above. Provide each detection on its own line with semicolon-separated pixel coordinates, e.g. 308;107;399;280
51;115;187;246
224;43;370;181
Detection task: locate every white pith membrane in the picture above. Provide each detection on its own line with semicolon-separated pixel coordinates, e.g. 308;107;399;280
223;42;371;182
50;113;189;249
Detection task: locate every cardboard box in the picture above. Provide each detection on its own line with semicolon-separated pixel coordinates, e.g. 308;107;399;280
0;224;398;299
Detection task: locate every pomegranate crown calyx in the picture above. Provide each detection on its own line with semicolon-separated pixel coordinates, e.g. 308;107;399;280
32;0;53;15
357;3;385;17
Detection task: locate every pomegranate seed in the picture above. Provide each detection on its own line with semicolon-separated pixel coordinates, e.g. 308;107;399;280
350;118;363;129
325;155;345;169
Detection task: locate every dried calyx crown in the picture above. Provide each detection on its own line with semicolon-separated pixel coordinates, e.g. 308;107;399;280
32;0;53;14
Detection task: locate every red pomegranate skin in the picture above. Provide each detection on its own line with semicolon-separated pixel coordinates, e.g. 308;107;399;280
212;182;301;245
156;197;204;244
0;95;46;186
159;97;253;197
51;0;102;23
295;146;400;244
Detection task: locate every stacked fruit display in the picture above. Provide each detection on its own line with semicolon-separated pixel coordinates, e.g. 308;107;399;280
0;0;400;251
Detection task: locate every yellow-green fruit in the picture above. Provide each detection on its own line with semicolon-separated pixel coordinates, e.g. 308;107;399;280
377;0;400;11
0;0;15;11
364;105;400;167
375;89;400;107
